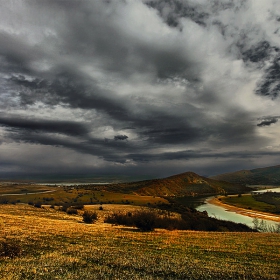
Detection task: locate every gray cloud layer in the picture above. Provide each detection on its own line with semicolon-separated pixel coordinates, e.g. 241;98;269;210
0;0;280;178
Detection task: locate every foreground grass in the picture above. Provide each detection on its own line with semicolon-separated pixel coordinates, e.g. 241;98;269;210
0;204;280;279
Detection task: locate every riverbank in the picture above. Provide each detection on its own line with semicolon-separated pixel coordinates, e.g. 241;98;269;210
208;196;280;223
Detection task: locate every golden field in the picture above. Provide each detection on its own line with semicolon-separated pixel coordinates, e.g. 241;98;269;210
0;204;279;279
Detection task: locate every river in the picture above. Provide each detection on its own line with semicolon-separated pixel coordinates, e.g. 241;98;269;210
196;197;279;230
252;187;280;193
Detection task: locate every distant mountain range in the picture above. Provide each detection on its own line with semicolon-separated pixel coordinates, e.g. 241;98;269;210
211;165;280;186
102;171;250;197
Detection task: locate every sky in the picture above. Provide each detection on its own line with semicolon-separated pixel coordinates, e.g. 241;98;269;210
0;0;280;179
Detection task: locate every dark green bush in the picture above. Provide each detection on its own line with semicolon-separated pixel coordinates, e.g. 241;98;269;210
133;210;157;231
61;203;71;212
82;211;98;224
34;202;42;208
104;212;134;226
105;209;184;231
66;207;78;215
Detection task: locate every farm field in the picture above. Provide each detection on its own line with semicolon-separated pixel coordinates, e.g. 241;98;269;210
0;204;279;279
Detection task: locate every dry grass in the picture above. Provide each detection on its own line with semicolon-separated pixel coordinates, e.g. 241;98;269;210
0;187;168;206
0;204;279;279
0;184;54;195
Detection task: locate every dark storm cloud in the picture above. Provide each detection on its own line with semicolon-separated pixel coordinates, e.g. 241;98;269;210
128;149;280;163
242;41;273;63
257;117;279;127
10;72;206;146
0;31;40;72
9;72;136;129
14;74;128;116
255;56;280;99
145;0;209;28
0;116;89;137
140;126;202;144
0;0;280;177
6;130;133;164
237;40;280;99
114;135;128;141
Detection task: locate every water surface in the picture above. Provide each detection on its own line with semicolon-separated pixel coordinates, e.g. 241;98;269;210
196;197;279;229
252;187;280;193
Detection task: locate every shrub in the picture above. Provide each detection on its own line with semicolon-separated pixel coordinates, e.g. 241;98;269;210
66;207;78;215
105;209;182;231
105;208;254;232
71;204;84;210
61;204;71;212
82;211;98;224
104;212;134;226
0;239;22;258
34;202;42;208
133;210;157;231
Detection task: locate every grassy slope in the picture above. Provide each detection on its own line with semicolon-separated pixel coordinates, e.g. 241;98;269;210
105;172;250;197
221;195;278;214
211;165;280;185
0;204;280;280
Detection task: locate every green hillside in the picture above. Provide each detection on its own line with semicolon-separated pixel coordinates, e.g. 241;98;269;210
211;165;280;185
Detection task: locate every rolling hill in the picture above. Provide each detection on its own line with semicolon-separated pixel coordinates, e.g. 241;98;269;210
211;165;280;186
102;171;250;197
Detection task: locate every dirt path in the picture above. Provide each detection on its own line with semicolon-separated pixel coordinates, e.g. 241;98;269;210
208;196;280;223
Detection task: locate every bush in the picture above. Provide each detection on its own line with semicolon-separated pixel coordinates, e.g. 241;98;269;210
0;239;22;258
105;207;254;232
105;209;184;231
61;203;71;212
72;204;84;210
66;207;78;215
104;212;134;226
34;202;42;208
82;211;98;224
133;210;157;231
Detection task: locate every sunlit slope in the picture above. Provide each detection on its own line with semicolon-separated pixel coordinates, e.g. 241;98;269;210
0;204;279;279
105;172;250;196
211;165;280;185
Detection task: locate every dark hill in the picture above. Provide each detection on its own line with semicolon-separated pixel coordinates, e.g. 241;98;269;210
211;165;280;185
102;171;249;196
